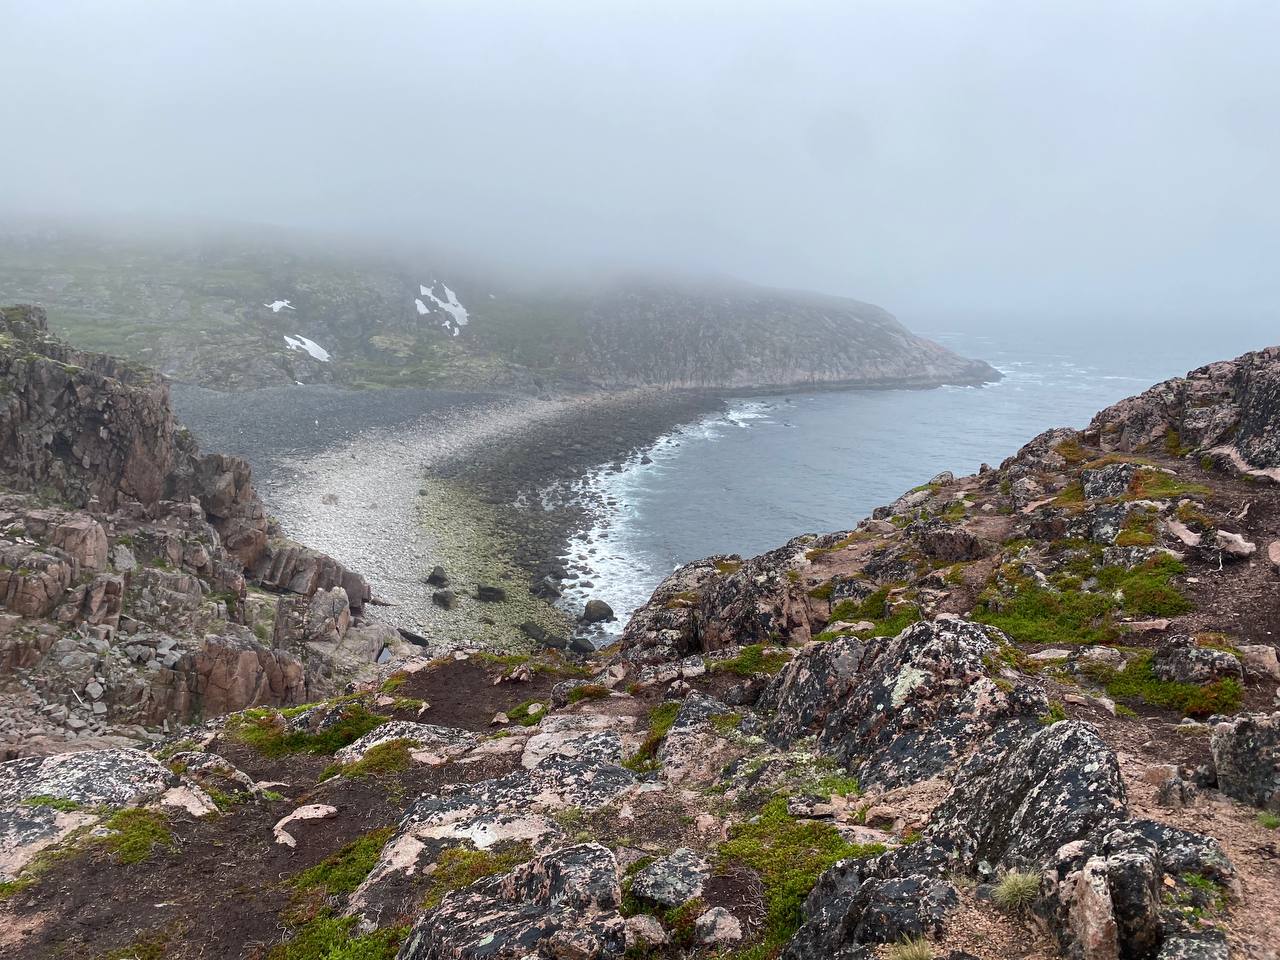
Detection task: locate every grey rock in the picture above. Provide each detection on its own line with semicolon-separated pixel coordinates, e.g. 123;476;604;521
628;847;709;908
1209;711;1280;810
1151;635;1243;686
581;598;615;623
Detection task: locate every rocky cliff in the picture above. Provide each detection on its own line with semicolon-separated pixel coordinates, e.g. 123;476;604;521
0;306;395;758
1;344;1276;960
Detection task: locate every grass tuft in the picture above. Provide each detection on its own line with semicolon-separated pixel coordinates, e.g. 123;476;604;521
993;869;1041;913
711;644;791;677
291;827;396;897
227;703;387;758
101;808;173;865
886;936;934;960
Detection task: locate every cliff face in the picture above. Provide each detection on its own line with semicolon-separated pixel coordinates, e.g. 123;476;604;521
0;306;393;758
572;278;998;390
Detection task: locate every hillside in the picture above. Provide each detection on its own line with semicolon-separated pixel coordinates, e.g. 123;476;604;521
0;231;996;393
0;327;1276;959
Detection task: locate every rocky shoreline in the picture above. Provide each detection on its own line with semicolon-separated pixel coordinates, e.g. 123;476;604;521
176;384;723;647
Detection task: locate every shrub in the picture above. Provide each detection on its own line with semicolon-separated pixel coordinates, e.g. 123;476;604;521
993;869;1041;913
567;683;610;704
1258;812;1279;830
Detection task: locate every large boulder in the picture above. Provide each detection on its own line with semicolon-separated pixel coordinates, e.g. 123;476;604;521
763;619;1047;789
397;843;625;960
928;721;1127;868
1210;712;1280;811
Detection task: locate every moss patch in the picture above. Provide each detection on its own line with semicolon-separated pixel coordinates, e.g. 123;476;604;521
623;701;681;772
718;795;885;950
267;913;406;960
101;808;173;865
228;702;387;758
1083;651;1242;717
712;644;791;677
291;827;396;897
422;842;534;910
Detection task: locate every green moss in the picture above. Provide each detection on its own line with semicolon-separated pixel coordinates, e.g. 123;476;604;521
103;930;173;960
379;672;408;694
506;699;549;726
623;702;681;772
714;559;743;576
1039;702;1068;725
227;703;387;758
808;774;861;798
267;913;407;960
828;586;921;638
567;683;610;704
422;842;533;910
22;794;82;812
710;711;745;736
1054;481;1085;506
291;827;395;897
1128;468;1212;501
1096;554;1193;617
1084;651;1242;717
806;581;835;601
323;739;414;781
1164;429;1191;458
1257;812;1280;830
718;796;885;949
712;644;791;677
975;581;1116;646
1055;437;1089;464
101;808;173;865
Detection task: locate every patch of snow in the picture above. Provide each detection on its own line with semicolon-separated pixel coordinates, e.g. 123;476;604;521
264;299;295;312
415;280;470;334
282;335;331;362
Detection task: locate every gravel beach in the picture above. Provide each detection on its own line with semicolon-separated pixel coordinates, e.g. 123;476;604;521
172;384;722;647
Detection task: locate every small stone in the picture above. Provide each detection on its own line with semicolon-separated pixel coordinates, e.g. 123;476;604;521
432;589;456;609
85;680;104;700
624;914;667;949
426;565;449;586
476;584;507;603
1215;530;1257;560
1238;645;1280;681
694;906;742;944
491;712;510;726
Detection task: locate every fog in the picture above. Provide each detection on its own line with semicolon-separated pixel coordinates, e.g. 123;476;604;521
2;0;1277;334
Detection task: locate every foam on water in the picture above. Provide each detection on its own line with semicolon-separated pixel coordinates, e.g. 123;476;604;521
549;327;1268;643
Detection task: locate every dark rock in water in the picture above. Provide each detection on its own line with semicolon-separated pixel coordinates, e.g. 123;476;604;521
762;619;1047;789
532;576;563;600
431;589;457;610
426;565;449;586
581;598;615;623
476;584;507;603
570;635;597;655
1209;711;1280;810
640;455;653;464
397;843;625;960
1152;635;1243;686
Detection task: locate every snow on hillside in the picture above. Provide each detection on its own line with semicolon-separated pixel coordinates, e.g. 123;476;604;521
283;334;331;361
414;281;469;336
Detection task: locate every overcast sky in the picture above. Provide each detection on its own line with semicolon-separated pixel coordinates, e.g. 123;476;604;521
2;1;1277;333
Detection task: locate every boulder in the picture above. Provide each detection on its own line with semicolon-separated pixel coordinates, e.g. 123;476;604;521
1082;463;1136;500
763;619;1047;789
397;843;625;960
582;598;616;623
628;847;709;908
1238;644;1280;680
426;565;449;586
432;589;456;609
695;906;742;944
476;584;507;603
1151;635;1243;686
1209;712;1280;810
0;748;177;808
333;721;478;766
